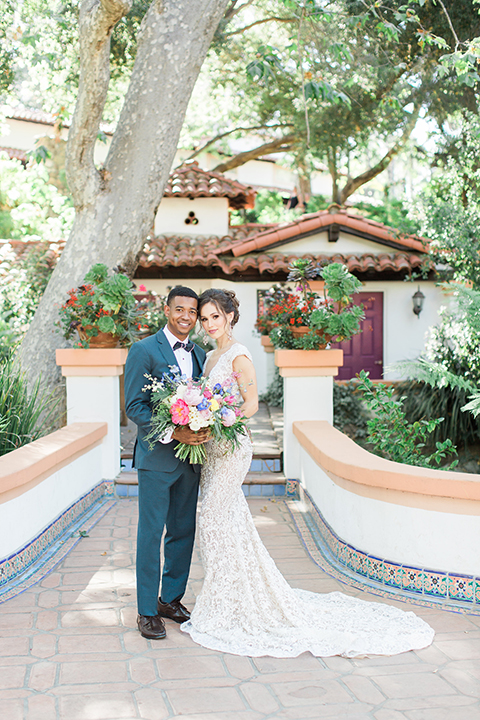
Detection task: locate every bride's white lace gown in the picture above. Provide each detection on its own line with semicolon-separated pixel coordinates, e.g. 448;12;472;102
181;343;434;658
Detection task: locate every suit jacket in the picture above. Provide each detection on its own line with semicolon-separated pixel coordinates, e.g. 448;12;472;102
124;329;206;472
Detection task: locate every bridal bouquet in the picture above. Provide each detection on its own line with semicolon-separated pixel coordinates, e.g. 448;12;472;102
142;366;248;464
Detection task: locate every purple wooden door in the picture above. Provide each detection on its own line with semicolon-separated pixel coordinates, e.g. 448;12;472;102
334;292;383;380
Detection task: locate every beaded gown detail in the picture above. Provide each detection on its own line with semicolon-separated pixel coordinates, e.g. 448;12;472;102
181;343;434;658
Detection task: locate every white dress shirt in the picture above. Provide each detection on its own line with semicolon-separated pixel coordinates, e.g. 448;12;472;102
159;326;194;444
162;325;194;379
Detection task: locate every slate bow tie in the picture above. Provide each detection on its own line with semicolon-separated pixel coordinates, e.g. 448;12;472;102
173;340;194;353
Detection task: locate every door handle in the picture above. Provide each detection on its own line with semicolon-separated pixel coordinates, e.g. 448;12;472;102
374;360;382;365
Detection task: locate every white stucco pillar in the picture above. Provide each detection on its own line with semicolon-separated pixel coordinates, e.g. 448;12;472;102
56;349;128;480
275;349;343;478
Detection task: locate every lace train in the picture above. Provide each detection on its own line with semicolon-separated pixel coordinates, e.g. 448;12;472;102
181;344;434;657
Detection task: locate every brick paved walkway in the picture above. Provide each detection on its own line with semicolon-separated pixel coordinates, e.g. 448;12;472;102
1;498;480;720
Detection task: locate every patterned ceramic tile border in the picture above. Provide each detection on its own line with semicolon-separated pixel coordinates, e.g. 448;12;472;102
285;487;480;616
0;482;115;598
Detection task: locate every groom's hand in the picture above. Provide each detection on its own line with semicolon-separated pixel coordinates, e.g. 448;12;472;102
173;427;211;445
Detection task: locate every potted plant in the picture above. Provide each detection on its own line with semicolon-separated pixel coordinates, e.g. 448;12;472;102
134;286;167;338
256;283;291;351
268;260;365;350
57;264;148;348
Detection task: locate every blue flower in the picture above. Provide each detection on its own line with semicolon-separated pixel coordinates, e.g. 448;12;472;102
196;399;210;411
213;383;223;394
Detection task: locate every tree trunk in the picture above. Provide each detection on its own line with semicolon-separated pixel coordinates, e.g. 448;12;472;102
19;0;229;388
295;157;311;210
327;147;340;205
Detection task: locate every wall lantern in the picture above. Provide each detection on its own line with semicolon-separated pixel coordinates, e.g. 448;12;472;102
412;286;425;318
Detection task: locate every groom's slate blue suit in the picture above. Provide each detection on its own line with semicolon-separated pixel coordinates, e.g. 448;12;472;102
124;328;206;617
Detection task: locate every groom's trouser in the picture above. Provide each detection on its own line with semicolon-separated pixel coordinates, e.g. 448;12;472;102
136;464;200;617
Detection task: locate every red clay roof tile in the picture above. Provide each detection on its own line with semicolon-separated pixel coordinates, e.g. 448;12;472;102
164;161;255;209
221;208;428;256
137;234;428;277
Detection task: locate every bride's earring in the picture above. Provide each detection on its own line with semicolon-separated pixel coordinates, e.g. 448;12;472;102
227;322;233;340
200;328;209;346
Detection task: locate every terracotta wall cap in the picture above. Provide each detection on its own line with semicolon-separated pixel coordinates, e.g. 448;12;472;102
56;348;128;367
275;348;344;368
0;422;107;495
293;421;480;502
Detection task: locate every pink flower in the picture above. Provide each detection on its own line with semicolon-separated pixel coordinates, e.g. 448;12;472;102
170;399;190;425
221;408;236;427
183;387;204;406
138;284;147;292
203;389;213;400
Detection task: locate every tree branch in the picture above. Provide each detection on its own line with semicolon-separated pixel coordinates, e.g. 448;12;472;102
212;134;296;173
184;123;294;161
65;0;132;209
436;0;460;50
339;100;422;204
224;16;298;36
224;0;256;22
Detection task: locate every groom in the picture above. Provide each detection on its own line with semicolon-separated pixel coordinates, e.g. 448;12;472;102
124;286;208;640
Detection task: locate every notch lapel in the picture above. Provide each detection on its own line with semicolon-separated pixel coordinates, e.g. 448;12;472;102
155;328;178;370
192;344;205;379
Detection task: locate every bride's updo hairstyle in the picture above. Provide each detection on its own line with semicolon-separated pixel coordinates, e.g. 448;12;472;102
198;289;240;327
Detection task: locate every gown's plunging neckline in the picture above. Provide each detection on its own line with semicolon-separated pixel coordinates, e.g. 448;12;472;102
203;342;242;378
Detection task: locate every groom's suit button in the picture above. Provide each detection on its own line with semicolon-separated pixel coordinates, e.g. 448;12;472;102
137;614;166;639
157;598;191;623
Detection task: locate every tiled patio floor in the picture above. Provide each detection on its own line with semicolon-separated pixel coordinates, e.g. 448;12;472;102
1;498;480;720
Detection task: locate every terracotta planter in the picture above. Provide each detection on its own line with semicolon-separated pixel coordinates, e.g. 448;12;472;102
275;348;344;378
260;335;274;353
78;326;119;349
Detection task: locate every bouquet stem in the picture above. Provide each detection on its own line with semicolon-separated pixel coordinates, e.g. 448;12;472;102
174;442;207;464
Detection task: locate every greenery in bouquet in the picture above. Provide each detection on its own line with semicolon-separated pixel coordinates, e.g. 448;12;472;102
267;260;365;350
143;367;248;464
57;263;148;347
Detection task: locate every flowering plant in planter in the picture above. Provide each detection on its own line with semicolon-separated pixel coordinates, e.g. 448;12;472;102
268;260;365;350
255;284;293;335
57;264;148;348
134;286;167;337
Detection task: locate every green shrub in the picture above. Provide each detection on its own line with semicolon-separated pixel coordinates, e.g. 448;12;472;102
259;368;284;407
0;355;60;456
356;371;458;469
400;381;479;447
333;382;369;441
394;300;480;446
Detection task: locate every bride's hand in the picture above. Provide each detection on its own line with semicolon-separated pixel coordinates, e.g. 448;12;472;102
173;426;211;445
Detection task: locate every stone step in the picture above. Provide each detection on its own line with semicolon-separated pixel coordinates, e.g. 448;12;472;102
244;471;286;485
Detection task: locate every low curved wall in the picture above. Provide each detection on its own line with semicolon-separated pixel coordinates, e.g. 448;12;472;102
293;421;480;578
0;423;107;566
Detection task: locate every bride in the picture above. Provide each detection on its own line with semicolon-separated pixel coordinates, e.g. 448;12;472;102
181;288;434;658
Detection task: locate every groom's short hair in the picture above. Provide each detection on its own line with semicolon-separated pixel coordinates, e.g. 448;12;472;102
166;286;199;306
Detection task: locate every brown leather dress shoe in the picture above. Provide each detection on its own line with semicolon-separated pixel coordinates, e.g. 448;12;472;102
137;614;166;639
157;598;191;623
